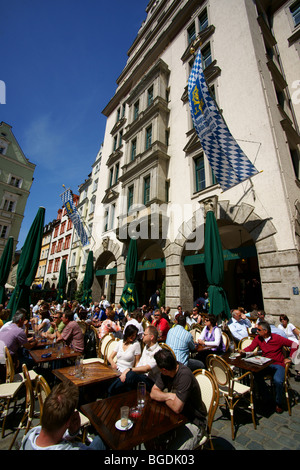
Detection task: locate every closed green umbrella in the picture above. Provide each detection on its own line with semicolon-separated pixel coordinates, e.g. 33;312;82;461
81;250;94;307
7;207;45;319
204;210;230;319
120;238;139;313
0;236;14;305
56;258;67;304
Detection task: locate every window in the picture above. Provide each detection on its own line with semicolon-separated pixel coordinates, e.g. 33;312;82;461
53;226;59;238
116;107;121;122
60;221;66;235
119;130;123;148
188;22;196;44
110;204;115;230
64;235;71;250
67;219;72;231
47;259;53;274
115;163;119;184
199;9;208;31
131;138;137;161
9;176;22;188
128;186;134;212
3;199;16;212
54;258;60;272
134;100;139;120
93;179;98;192
290;1;300;27
51;242;56;255
144;176;151;205
0;225;8;238
113;135;118;151
147;86;154;106
109;167;114;188
104;209;109;232
195;156;205;192
146;125;152;150
202;44;212;69
57;238;63;252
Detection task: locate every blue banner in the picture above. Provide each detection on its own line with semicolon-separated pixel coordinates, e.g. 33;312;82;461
188;51;258;191
60;189;89;246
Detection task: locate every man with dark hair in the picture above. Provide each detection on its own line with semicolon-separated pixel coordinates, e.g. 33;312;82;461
240;320;298;413
56;311;84;353
150;349;207;450
0;310;37;366
20;381;106;450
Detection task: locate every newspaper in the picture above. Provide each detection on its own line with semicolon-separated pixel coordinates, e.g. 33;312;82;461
242;356;271;365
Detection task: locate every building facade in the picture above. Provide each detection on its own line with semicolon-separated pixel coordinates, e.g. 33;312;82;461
67;144;103;295
43;194;79;298
91;0;300;322
0;121;35;257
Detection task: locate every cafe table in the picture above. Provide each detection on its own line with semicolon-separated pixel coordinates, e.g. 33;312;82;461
81;390;188;450
222;352;273;374
52;361;120;388
29;345;82;364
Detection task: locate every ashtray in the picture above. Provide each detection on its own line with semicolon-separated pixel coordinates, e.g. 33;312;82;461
115;419;133;431
129;407;142;420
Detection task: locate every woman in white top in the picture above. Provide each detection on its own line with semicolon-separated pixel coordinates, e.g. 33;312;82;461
278;314;300;381
278;315;300;343
108;324;141;373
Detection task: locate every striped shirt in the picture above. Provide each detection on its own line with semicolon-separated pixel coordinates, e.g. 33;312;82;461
166;325;196;365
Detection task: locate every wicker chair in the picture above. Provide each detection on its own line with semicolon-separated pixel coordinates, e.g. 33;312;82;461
221;332;230;352
193;368;219;450
159;343;176;360
207;354;256;440
5;346;38;383
9;364;35;449
104;338;120;366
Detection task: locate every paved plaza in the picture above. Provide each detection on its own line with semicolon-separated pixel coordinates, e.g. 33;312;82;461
0;369;299;451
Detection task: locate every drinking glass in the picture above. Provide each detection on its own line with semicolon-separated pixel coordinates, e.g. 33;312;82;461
137;382;146;408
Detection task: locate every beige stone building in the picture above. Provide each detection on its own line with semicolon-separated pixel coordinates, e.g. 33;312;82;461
91;0;300;322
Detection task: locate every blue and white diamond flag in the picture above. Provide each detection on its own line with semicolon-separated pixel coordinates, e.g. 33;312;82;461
188;51;258;191
60;188;89;246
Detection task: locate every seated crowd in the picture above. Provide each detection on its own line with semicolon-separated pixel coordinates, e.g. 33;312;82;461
0;296;299;450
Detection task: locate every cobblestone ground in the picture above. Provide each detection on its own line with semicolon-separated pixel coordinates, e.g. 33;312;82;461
1;372;300;451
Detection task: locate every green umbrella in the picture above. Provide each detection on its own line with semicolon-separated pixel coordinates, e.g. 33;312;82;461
0;236;14;305
81;250;94;307
204;210;230;319
56;258;67;304
120;238;139;313
7;207;45;319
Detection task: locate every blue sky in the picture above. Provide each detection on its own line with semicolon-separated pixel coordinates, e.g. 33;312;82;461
1;0;149;249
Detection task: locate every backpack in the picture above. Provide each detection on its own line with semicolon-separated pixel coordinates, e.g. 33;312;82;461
84;326;97;359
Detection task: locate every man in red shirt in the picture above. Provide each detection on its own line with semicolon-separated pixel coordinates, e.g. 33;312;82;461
240;320;298;413
152;309;170;342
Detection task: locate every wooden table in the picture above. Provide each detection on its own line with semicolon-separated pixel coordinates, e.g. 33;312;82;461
81;390;188;450
223;352;273;373
29;345;82;364
52;361;120;387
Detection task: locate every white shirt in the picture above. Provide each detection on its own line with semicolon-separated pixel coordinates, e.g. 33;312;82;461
114;340;141;372
278;323;299;342
137;342;161;381
228;317;251;341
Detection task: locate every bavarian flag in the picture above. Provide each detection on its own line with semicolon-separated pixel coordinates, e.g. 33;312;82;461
60;188;89;246
188;50;258;191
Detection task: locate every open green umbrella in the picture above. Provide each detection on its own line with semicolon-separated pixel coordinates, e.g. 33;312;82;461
81;250;94;307
120;238;139;312
204;210;230;319
56;258;67;304
0;236;14;305
7;207;45;319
